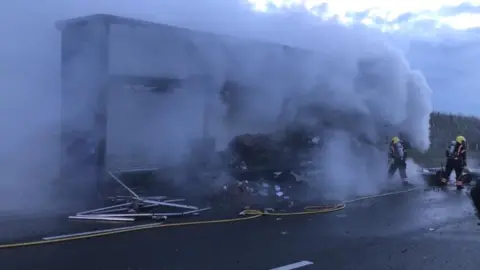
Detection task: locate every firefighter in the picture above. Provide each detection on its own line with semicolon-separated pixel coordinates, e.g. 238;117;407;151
388;136;409;185
442;135;467;189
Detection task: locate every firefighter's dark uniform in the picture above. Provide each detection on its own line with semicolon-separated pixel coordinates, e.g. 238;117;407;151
388;137;408;184
442;136;467;189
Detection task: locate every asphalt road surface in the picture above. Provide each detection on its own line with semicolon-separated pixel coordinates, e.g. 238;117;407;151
1;186;480;270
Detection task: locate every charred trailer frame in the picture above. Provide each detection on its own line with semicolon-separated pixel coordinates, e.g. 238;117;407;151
56;14;324;195
57;14;219;194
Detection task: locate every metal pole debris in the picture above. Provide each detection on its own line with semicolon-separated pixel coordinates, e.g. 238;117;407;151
108;171;140;198
69;215;135;222
43;223;164;241
139;199;198;210
77;202;132;216
70;171;211;223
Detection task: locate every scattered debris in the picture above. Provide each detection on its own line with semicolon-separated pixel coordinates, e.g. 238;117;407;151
70;171;210;222
224;178;298;208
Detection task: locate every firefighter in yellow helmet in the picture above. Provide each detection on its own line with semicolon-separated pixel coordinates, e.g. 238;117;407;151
388;136;409;185
442;135;467;189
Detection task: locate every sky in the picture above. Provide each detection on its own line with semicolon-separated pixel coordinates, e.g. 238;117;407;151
250;0;480;115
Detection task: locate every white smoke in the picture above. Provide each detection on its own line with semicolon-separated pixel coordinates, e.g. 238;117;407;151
0;0;433;211
405;159;426;186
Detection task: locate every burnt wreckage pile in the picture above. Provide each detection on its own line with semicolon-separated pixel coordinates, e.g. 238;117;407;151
209;126;319;205
419;166;479;187
227;126;318;182
66;124;320;223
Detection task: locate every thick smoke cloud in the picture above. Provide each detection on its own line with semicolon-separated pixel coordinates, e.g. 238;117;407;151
0;0;432;212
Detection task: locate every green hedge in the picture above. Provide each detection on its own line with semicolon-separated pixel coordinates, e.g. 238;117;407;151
412;112;480;166
430;112;480;149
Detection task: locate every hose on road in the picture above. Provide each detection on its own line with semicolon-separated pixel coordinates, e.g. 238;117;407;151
0;187;418;249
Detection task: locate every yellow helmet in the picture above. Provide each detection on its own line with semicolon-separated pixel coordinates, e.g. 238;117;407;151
455;135;466;144
391;136;400;144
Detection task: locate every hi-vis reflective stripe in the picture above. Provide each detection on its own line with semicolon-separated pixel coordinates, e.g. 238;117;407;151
455;145;465;157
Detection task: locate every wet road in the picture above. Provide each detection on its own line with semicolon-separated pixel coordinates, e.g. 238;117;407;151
1;186;480;270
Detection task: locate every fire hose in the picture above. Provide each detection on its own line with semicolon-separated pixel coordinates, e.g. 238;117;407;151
0;187;418;249
0;204;345;249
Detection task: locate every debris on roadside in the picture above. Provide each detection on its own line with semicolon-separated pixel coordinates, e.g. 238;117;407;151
70;171;211;222
224;178;299;202
219;177;305;213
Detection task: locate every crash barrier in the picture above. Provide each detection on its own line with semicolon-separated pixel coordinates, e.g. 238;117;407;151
0;177;419;249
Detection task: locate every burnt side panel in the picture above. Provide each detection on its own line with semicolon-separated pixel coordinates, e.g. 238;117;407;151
60;18;109;181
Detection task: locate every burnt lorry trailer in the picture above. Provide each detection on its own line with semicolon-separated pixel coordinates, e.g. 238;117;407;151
57;14;233;221
57;14;329;220
57;14;437;220
57;14;328;188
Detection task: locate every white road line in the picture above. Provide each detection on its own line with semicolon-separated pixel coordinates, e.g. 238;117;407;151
269;261;314;270
42;223;161;241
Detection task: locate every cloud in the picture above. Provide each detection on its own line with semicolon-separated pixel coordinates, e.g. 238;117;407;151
406;38;480;114
249;1;480;116
440;2;480;15
283;1;480;115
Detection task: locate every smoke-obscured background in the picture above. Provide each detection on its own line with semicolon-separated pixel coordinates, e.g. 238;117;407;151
0;0;435;213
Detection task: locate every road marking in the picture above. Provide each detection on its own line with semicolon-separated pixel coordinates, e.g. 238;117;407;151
42;223;162;241
269;261;314;270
